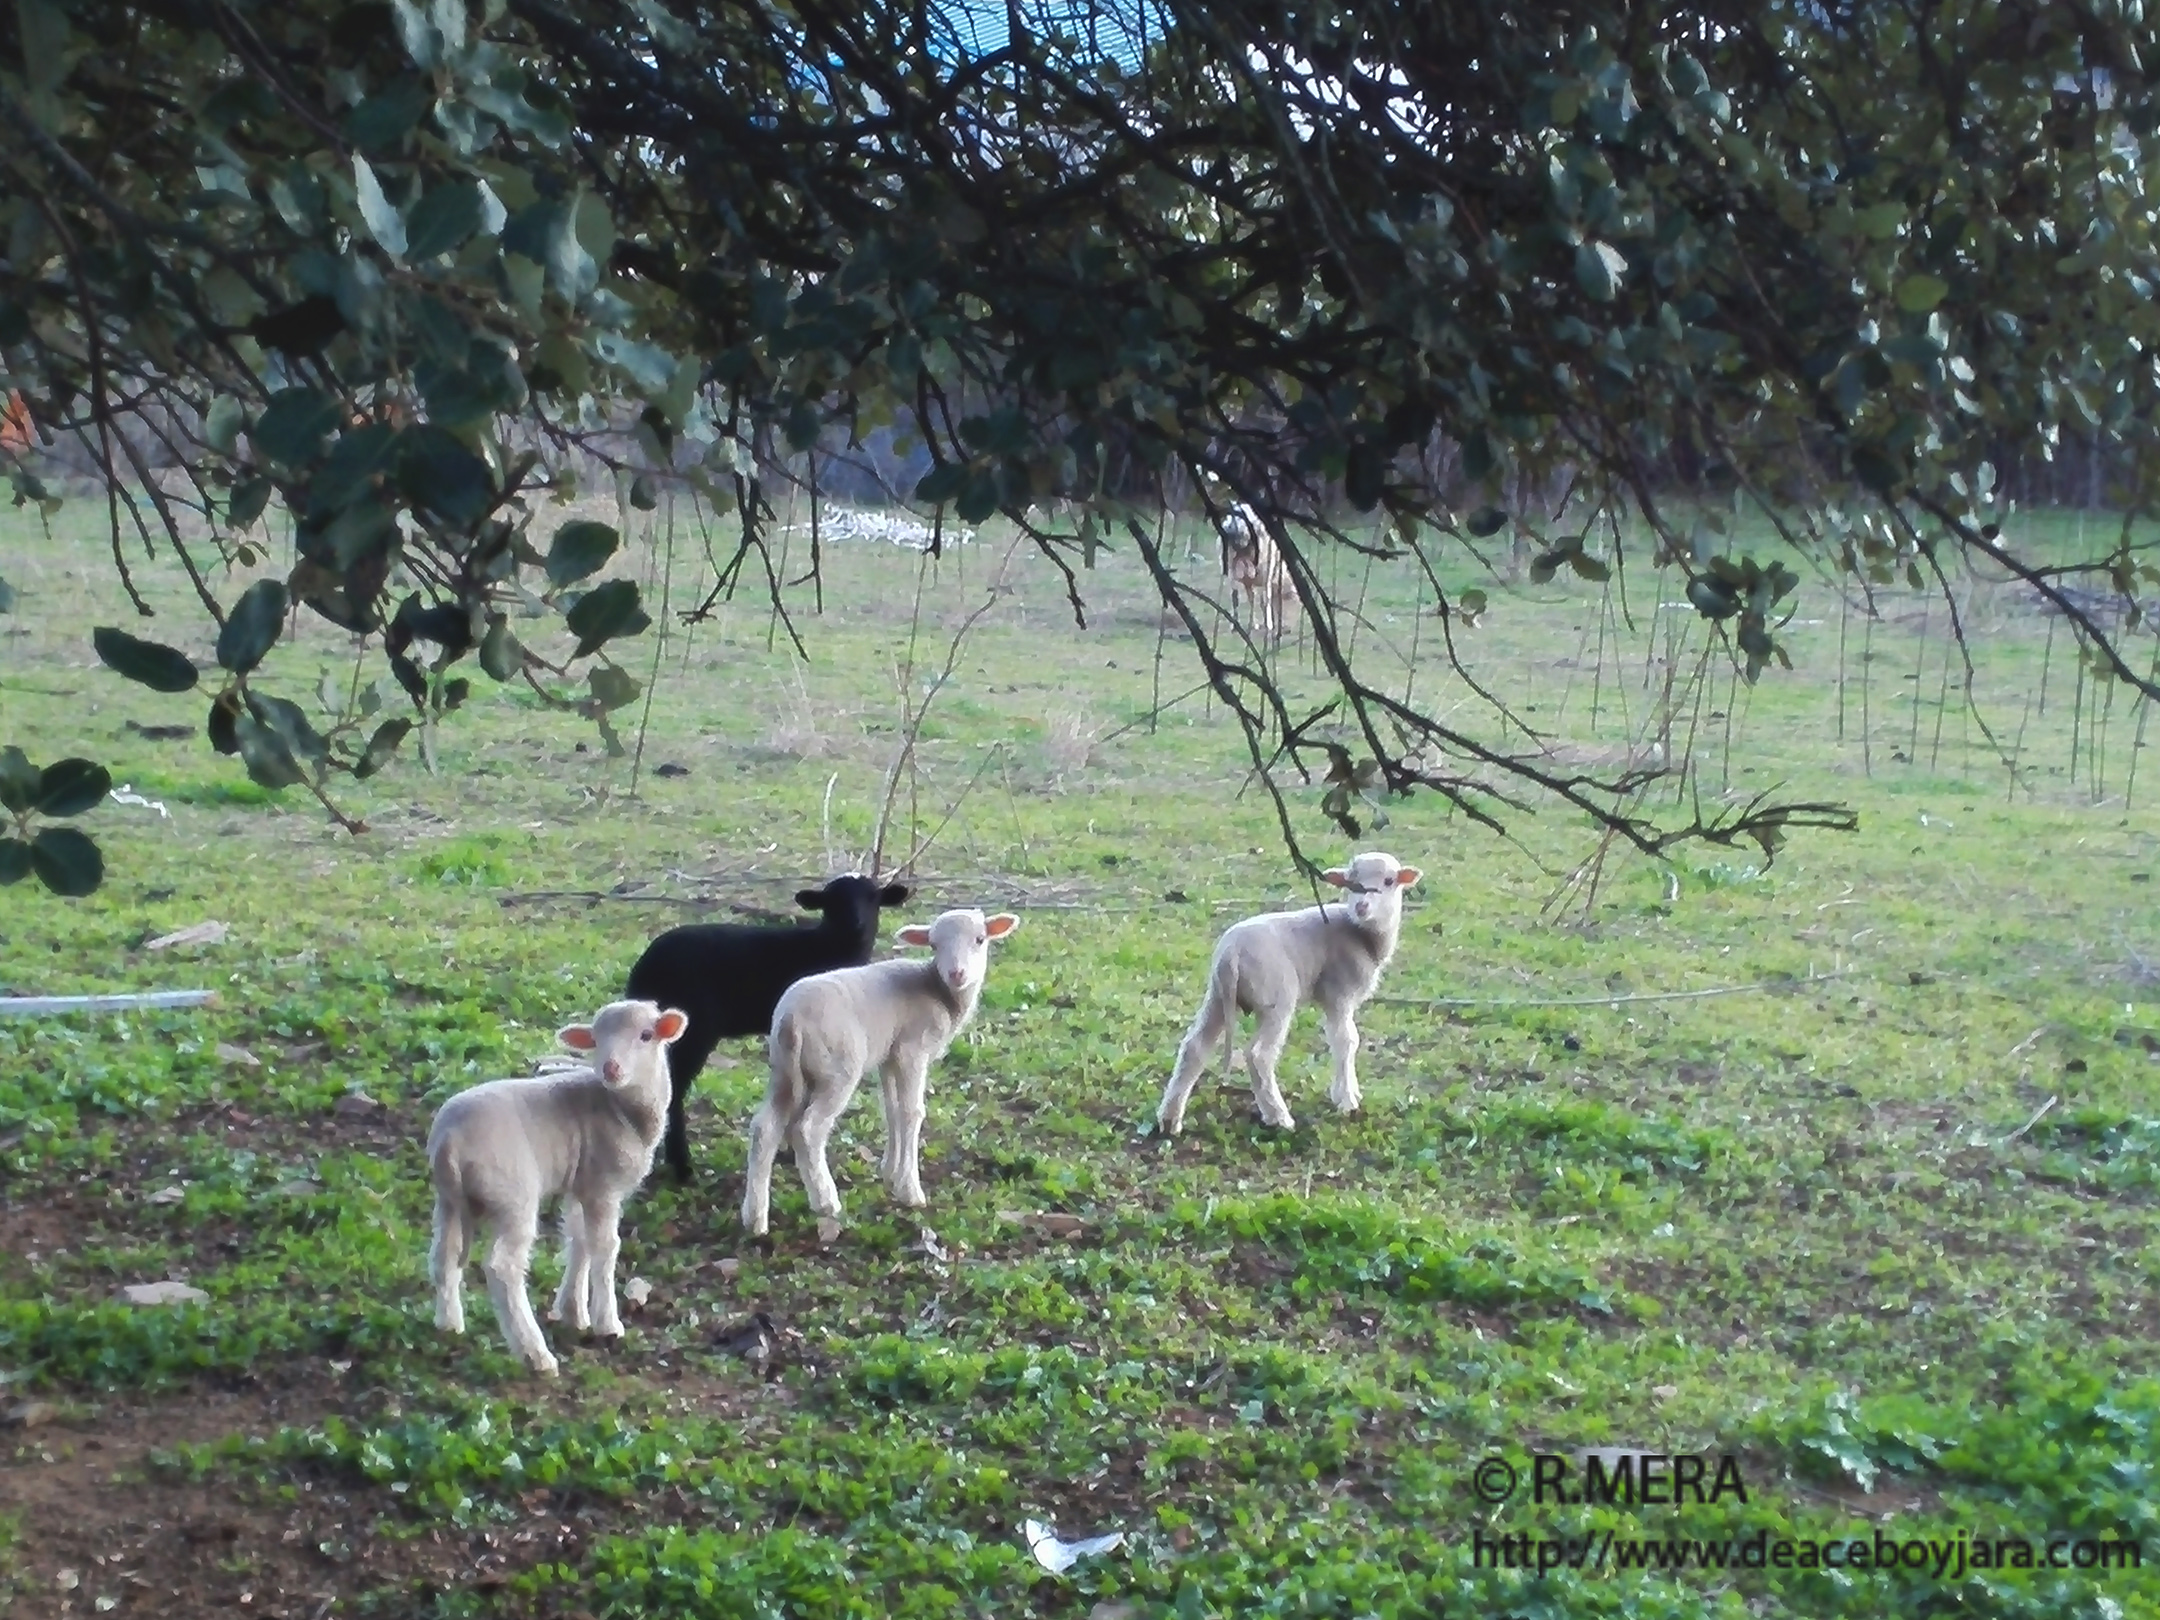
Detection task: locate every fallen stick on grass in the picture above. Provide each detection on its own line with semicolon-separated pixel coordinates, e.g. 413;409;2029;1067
0;990;218;1017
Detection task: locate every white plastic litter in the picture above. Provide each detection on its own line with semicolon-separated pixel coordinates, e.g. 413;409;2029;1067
109;784;171;819
1022;1520;1125;1574
120;1281;208;1306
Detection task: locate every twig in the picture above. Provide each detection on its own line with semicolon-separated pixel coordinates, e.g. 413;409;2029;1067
2004;1026;2049;1059
2000;1094;2059;1146
0;990;218;1016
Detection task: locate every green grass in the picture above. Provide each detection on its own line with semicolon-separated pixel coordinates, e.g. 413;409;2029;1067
0;493;2156;1617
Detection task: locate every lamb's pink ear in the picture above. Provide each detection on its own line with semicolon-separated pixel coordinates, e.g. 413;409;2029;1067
558;1024;598;1052
1320;868;1350;889
984;913;1020;939
1394;867;1423;889
894;923;933;948
654;1009;689;1042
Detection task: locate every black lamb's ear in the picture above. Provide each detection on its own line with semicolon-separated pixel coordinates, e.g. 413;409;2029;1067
795;887;827;910
878;883;912;906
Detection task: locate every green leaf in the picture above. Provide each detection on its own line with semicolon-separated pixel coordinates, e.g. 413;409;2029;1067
0;574;14;613
36;758;112;817
207;694;242;756
1568;551;1613;582
1687;577;1741;620
1456;588;1488;618
1854;201;1905;240
252;388;342;469
405;179;487;260
565;579;650;658
343;76;429;152
94;627;200;693
1466;506;1508;538
914;463;967;504
204;395;247;456
0;837;29;884
1895;274;1949;314
629;472;659;510
588;664;641;710
355;717;413;779
352;155;408;257
217;579;290;674
1575;240;1627;303
955;470;1001;524
396;426;496;527
249;693;328;766
478;617;524;681
29;826;102;897
233;712;307;790
0;746;39;814
1528;552;1562;585
1851;444;1902;493
1344;441;1385;512
228;477;274;530
546;520;620;587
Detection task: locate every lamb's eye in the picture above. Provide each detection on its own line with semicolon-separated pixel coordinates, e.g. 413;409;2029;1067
640;1030;653;1041
976;934;986;945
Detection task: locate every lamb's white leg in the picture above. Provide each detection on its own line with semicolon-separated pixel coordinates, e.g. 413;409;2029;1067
482;1220;557;1376
585;1196;626;1339
1158;999;1227;1136
887;1060;930;1208
877;1064;904;1186
1323;1003;1363;1115
429;1191;468;1335
740;1101;787;1236
550;1200;591;1330
795;1089;847;1219
1245;1003;1297;1129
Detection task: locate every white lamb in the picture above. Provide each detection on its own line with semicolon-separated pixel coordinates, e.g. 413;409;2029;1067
427;998;688;1375
741;907;1021;1235
1157;851;1423;1135
1219;501;1296;640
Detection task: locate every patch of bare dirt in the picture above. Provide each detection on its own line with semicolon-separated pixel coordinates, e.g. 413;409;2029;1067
2;1381;423;1619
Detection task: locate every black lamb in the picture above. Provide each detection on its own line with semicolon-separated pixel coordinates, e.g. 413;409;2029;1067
625;874;912;1183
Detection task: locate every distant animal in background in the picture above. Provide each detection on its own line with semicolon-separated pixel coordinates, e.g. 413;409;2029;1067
427;999;688;1376
741;907;1021;1235
1217;502;1297;641
626;874;911;1183
1157;852;1423;1135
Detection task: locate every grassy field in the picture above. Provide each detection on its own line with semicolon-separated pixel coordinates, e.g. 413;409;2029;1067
1;490;2157;1619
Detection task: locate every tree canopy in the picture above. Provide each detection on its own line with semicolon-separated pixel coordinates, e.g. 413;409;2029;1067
3;0;2157;891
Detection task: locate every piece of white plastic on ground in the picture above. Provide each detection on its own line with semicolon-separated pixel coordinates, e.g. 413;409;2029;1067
623;1277;652;1308
144;921;229;951
148;1185;185;1205
1022;1519;1125;1574
109;784;171;819
0;990;217;1018
914;1226;950;1263
216;1042;260;1068
120;1281;208;1306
